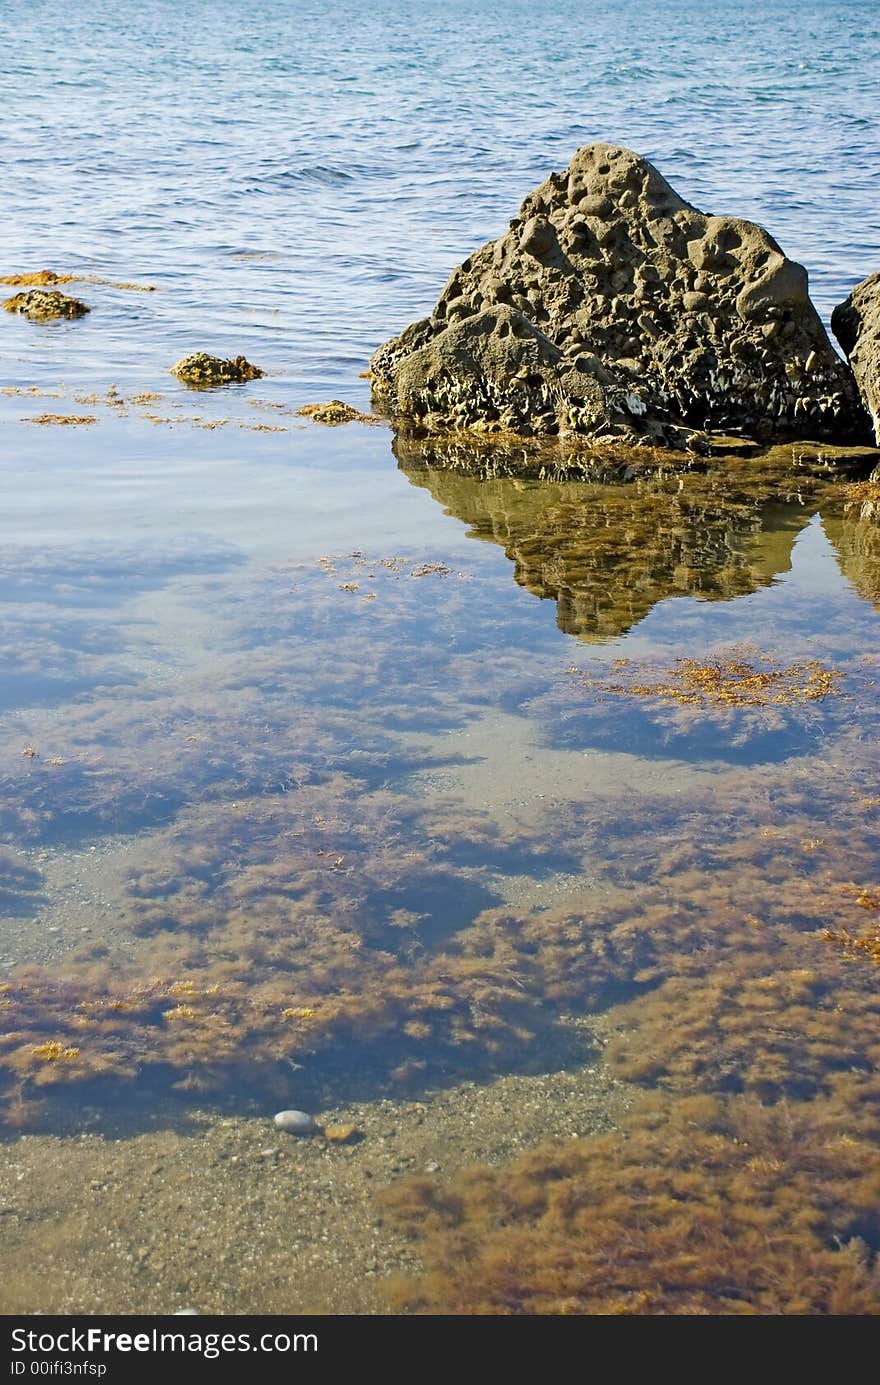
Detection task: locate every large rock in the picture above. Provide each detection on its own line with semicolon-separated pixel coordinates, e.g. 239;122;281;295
832;272;880;445
371;143;868;451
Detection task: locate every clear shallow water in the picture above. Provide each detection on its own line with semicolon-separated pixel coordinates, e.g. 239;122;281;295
1;0;880;1316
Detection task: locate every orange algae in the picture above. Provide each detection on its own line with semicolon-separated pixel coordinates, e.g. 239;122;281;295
4;754;880;1116
842;480;880;523
31;1043;80;1062
25;414;97;427
0;271;79;287
603;941;880;1102
0;270;155;291
0;785;575;1108
566;650;842;708
1;525;880;1138
368;771;880;1313
367;778;880;1314
0;459;876;1312
822;923;880;968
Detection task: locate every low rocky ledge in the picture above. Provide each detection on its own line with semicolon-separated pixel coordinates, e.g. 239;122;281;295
371;142;872;454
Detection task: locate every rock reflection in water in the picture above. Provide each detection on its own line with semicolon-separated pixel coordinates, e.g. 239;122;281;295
3;429;880;1318
396;437;875;640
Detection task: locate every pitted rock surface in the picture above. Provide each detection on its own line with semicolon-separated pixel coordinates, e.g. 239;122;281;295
371;143;868;451
833;272;880;447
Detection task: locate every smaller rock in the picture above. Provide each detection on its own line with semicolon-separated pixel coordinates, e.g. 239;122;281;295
519;215;556;260
296;400;378;425
171;353;265;387
323;1124;359;1144
273;1109;318;1135
832;272;880;445
3;290;90;320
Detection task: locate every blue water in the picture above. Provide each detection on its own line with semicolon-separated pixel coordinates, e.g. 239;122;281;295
2;0;880;1316
1;0;878;398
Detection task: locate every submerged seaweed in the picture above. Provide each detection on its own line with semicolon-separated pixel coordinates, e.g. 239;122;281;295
380;1090;880;1315
2;453;880;1321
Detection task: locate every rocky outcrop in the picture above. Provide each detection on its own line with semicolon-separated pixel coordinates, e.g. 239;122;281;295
371;143;868;451
832;272;880;446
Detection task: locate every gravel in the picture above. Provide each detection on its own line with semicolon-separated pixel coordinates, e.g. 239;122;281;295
0;1029;630;1314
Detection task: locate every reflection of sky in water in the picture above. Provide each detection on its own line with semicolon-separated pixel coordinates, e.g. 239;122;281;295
1;451;880;842
1;387;880;1145
1;6;879;1324
1;0;879;1316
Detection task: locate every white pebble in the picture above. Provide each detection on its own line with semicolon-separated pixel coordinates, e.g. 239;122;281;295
273;1109;318;1135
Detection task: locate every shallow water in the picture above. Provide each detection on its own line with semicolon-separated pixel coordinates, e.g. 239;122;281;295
1;0;880;1316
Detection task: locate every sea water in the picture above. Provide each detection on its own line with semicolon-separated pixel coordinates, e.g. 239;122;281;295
0;0;879;1315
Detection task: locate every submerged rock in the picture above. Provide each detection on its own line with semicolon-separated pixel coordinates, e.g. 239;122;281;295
323;1124;360;1144
0;270;76;287
832;273;880;446
297;400;379;425
273;1109;318;1135
171;353;264;386
3;289;90;321
371;143;868;451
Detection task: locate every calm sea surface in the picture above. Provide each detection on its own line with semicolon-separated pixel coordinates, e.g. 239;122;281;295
1;0;880;1315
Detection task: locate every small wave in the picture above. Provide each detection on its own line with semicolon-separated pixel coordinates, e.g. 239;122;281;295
254;165;357;188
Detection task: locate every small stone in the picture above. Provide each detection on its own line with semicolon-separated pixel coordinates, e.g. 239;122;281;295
519;215;556;260
578;194;612;218
3;289;90;320
171;352;264;387
323;1124;359;1144
296;400;376;425
683;291;709;312
273;1109;318;1135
